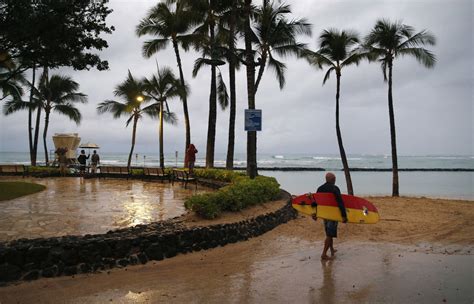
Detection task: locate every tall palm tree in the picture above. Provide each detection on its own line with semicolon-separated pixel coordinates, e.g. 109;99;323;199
365;19;436;196
97;71;156;169
305;29;364;195
136;0;199;157
35;73;87;165
243;0;257;178
219;0;240;170
143;66;182;169
192;36;229;168
188;0;231;168
253;0;311;93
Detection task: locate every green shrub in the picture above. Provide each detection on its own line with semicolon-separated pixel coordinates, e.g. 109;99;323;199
184;193;223;219
193;168;245;183
131;169;144;176
27;166;60;174
184;172;280;219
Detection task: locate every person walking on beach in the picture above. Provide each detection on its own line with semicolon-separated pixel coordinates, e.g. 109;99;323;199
185;144;198;174
77;150;90;176
314;172;348;260
91;150;100;174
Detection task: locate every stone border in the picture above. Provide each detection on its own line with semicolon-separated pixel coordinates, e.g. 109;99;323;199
0;190;296;285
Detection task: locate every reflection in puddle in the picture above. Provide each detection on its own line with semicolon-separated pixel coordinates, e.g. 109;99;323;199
0;177;209;241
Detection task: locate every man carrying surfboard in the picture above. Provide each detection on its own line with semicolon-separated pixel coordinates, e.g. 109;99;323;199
315;172;348;260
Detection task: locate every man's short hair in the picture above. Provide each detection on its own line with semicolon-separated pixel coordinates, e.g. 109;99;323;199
325;172;336;184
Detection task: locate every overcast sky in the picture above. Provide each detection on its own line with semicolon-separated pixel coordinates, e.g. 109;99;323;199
0;0;472;157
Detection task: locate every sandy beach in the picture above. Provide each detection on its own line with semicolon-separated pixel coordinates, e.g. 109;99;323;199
0;196;472;303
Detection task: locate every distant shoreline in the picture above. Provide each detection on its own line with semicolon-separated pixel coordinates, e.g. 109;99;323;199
201;167;474;172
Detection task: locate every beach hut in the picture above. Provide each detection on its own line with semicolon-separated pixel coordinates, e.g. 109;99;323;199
52;133;81;161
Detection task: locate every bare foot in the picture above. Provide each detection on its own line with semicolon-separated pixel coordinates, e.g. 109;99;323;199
330;249;338;257
321;255;332;260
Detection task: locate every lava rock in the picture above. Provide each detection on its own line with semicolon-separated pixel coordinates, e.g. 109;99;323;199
0;263;22;282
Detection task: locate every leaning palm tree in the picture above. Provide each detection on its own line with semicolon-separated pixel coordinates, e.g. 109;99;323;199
143;66;182;169
305;29;364;195
253;0;311;93
35;73;87;165
136;0;199;157
365;19;436;196
97;71;156;169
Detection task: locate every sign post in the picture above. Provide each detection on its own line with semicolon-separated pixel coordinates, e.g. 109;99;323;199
245;109;262;131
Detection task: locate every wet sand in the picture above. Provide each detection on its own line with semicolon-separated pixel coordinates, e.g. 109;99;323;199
0;196;473;303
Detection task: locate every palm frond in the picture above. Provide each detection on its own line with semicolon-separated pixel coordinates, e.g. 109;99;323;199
268;54;286;89
97;100;128;118
397;47;436;68
3;99;33;115
322;66;335;85
142;39;169;58
53;104;82;124
216;70;229;110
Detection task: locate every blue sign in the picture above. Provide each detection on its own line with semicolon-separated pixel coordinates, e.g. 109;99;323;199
245;109;262;131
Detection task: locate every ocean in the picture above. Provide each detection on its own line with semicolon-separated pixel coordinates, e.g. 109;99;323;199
1;152;473;200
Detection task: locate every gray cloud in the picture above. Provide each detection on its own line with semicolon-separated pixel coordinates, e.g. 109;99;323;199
1;0;472;158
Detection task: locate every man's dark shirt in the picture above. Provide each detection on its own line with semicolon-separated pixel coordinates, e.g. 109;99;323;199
317;182;347;219
77;154;89;165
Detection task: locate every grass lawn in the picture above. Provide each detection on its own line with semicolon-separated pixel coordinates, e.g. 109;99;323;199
0;181;46;201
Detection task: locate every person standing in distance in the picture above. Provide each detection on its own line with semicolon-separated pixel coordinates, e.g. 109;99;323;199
91;150;100;174
313;172;348;260
77;149;90;176
185;144;198;175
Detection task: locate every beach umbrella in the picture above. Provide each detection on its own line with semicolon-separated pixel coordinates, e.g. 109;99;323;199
79;142;100;151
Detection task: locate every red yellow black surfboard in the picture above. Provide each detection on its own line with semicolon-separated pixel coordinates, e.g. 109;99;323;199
292;193;379;224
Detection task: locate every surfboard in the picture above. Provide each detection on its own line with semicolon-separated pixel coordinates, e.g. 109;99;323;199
292;193;379;224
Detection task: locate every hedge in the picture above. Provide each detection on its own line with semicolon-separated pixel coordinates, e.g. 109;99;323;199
184;173;280;219
193;168;245;183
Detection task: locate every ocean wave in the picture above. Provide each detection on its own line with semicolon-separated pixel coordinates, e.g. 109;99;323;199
273;155;284;159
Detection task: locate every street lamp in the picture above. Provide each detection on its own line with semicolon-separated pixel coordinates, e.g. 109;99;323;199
136;95;144;102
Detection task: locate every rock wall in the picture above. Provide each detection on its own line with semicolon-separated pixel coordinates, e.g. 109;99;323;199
0;193;296;284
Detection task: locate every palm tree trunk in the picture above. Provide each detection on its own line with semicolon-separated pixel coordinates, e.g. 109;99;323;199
172;39;191;158
206;22;217;168
32;105;42;166
335;71;354;195
32;66;48;166
254;53;267;94
159;100;165;169
127;115;138;170
28;65;36;166
43;109;50;166
244;0;257;179
388;60;399;196
226;0;237;170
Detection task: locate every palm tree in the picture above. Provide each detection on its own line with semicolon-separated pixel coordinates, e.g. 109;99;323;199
253;0;311;93
219;0;240;170
192;36;229;168
136;0;199;157
365;19;436;196
35;73;87;165
97;71;156;169
143;66;182;169
305;29;364;195
243;0;257;178
188;0;231;168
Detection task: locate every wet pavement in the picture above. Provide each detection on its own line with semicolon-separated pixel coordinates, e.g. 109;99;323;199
0;235;472;303
0;177;207;241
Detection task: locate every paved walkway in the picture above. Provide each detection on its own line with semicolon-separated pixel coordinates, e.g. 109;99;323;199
0;177;207;241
